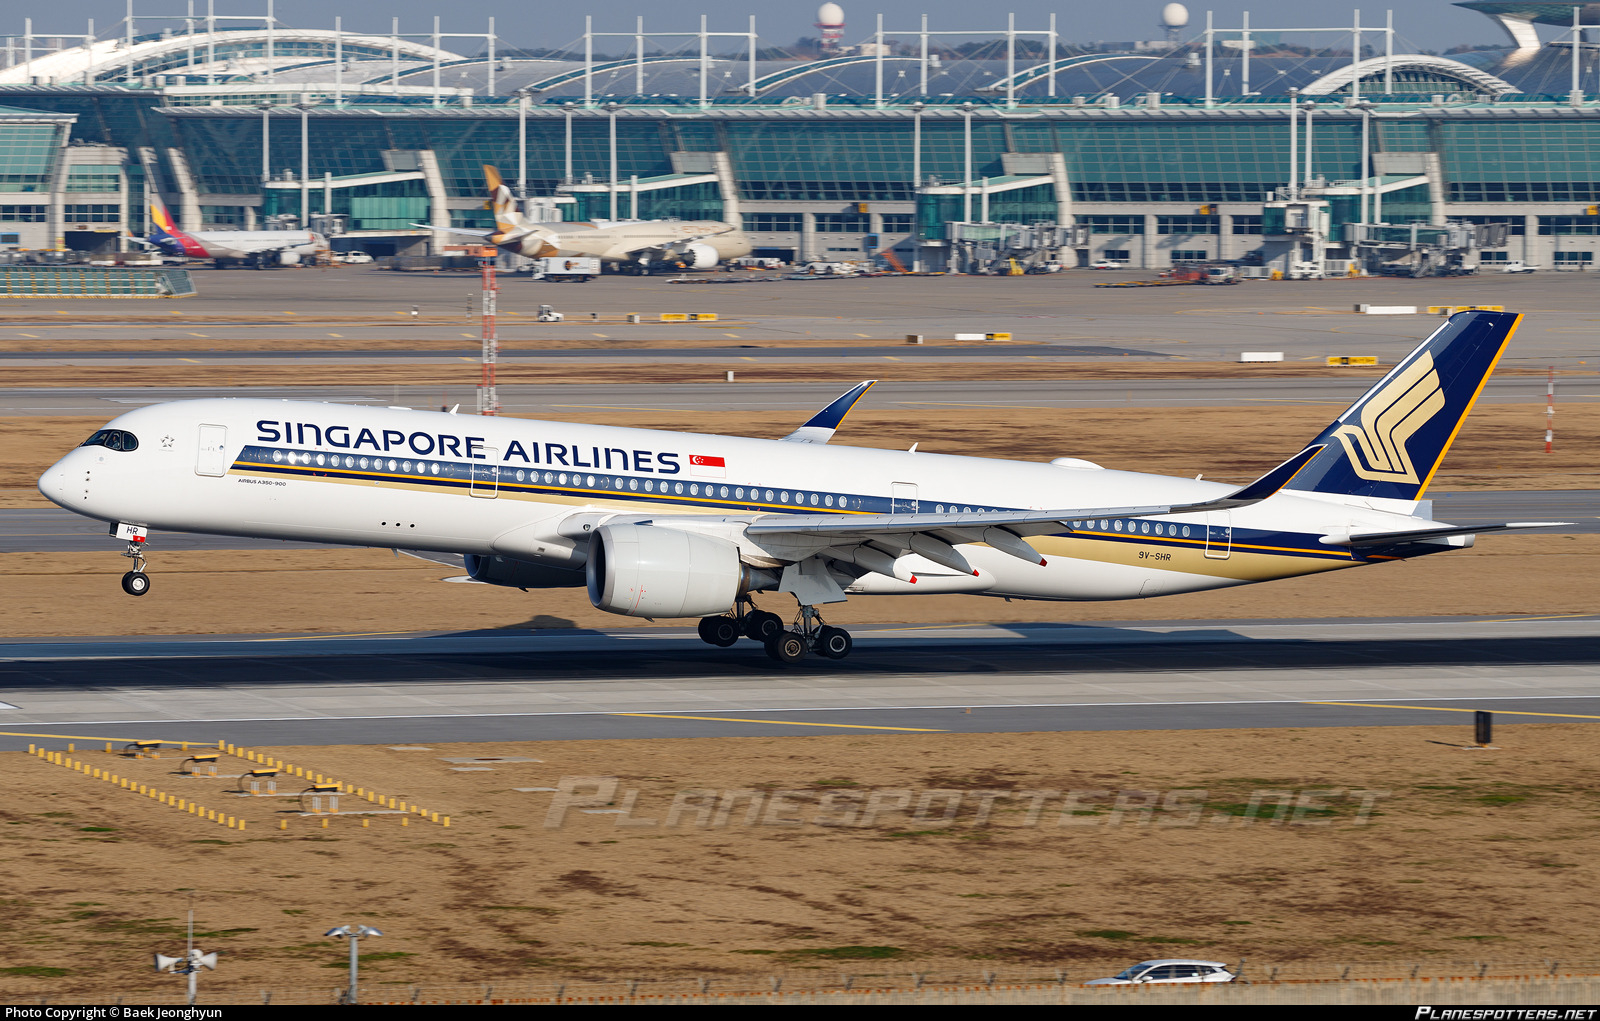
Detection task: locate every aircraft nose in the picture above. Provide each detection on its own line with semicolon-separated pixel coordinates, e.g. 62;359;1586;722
37;450;85;509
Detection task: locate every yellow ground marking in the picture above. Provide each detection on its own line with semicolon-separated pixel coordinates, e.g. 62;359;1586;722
611;713;945;732
723;333;741;338
593;333;609;339
18;333;38;338
883;356;900;361
1481;613;1599;623
1;730;201;743
179;358;199;363
552;404;664;411
854;333;871;338
1304;702;1600;721
460;333;475;338
328;333;343;338
187;333;208;338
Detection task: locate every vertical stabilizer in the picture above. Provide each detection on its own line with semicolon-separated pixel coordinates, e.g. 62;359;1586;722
483;164;522;235
1282;310;1520;502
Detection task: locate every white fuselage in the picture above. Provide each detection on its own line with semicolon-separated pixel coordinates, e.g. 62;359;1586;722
506;221;751;264
38;399;1445;609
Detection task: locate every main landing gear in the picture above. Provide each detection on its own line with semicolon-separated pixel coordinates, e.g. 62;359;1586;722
115;523;151;596
696;601;853;662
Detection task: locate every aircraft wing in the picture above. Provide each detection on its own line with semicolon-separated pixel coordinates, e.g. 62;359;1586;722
409;223;498;239
744;444;1327;571
613;226;733;257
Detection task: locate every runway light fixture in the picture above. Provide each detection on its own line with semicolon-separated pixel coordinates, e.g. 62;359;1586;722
326;923;383;1004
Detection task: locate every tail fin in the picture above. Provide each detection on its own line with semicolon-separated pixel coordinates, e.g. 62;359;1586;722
145;194;207;257
482;164;521;235
1282;309;1520;502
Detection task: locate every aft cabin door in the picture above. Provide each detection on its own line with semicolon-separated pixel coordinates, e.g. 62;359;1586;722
195;424;229;477
891;482;918;514
1204;511;1232;560
469;449;499;499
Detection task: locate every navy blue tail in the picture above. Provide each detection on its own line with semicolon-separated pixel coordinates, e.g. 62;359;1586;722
1281;310;1520;502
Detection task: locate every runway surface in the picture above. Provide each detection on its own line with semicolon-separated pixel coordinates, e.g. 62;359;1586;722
2;616;1597;749
2;375;1587;417
0;269;1595;362
3;492;1593;554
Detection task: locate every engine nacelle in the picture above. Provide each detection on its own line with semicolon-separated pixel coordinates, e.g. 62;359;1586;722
586;523;745;618
464;553;585;590
679;242;719;270
278;251;302;266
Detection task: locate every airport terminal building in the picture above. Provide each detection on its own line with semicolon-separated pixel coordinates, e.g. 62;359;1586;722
0;1;1596;274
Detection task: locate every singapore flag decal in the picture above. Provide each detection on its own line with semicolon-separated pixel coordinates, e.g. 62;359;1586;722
688;453;726;478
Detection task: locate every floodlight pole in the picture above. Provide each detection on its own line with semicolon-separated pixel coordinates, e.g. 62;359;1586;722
326;924;383;1005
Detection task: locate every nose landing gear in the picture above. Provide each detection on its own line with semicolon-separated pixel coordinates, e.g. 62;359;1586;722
113;522;151;596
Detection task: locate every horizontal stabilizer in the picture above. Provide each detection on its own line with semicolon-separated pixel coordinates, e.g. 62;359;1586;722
1319;521;1571;546
781;380;875;444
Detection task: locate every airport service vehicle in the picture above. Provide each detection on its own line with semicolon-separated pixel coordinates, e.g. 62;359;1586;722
422;166;750;273
335;251;374;265
1084;960;1237;986
37;312;1563;663
1501;261;1538;273
532;257;600;282
144;196;325;268
1088;259;1125;270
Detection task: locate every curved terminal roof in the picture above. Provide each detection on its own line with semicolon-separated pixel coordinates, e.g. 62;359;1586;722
1301;54;1521;96
0;28;460;86
0;21;1594;102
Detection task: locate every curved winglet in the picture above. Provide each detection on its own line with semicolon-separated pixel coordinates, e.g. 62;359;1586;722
781;380;876;444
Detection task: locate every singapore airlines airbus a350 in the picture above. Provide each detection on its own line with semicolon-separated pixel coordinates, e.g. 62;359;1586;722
38;311;1560;662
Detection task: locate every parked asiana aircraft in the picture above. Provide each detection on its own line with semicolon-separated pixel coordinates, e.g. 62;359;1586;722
144;195;326;268
38;311;1559;662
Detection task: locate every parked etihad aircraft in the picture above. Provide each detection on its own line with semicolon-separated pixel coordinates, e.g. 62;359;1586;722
144;196;325;268
422;165;752;272
38;312;1559;662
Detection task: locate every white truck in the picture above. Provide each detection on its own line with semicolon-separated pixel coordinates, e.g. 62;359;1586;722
533;256;600;282
1500;260;1538;274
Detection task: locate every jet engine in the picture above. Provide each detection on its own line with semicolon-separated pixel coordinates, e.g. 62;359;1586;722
278;251;302;266
464;553;585;590
676;242;719;270
585;522;773;618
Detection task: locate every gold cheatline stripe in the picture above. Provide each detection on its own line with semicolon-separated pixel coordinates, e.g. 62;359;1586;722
1304;701;1600;721
611;713;945;732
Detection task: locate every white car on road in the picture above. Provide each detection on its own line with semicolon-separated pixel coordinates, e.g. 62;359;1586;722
1085;959;1237;986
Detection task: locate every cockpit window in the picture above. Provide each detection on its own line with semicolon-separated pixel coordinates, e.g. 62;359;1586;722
81;429;138;452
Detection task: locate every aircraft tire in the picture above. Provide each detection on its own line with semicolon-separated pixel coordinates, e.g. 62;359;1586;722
744;610;783;643
121;571;150;596
815;626;852;660
698;616;740;647
765;631;808;663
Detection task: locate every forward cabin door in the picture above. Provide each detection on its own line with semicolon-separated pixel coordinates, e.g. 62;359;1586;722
891;482;918;514
195;424;229;476
469;449;500;499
